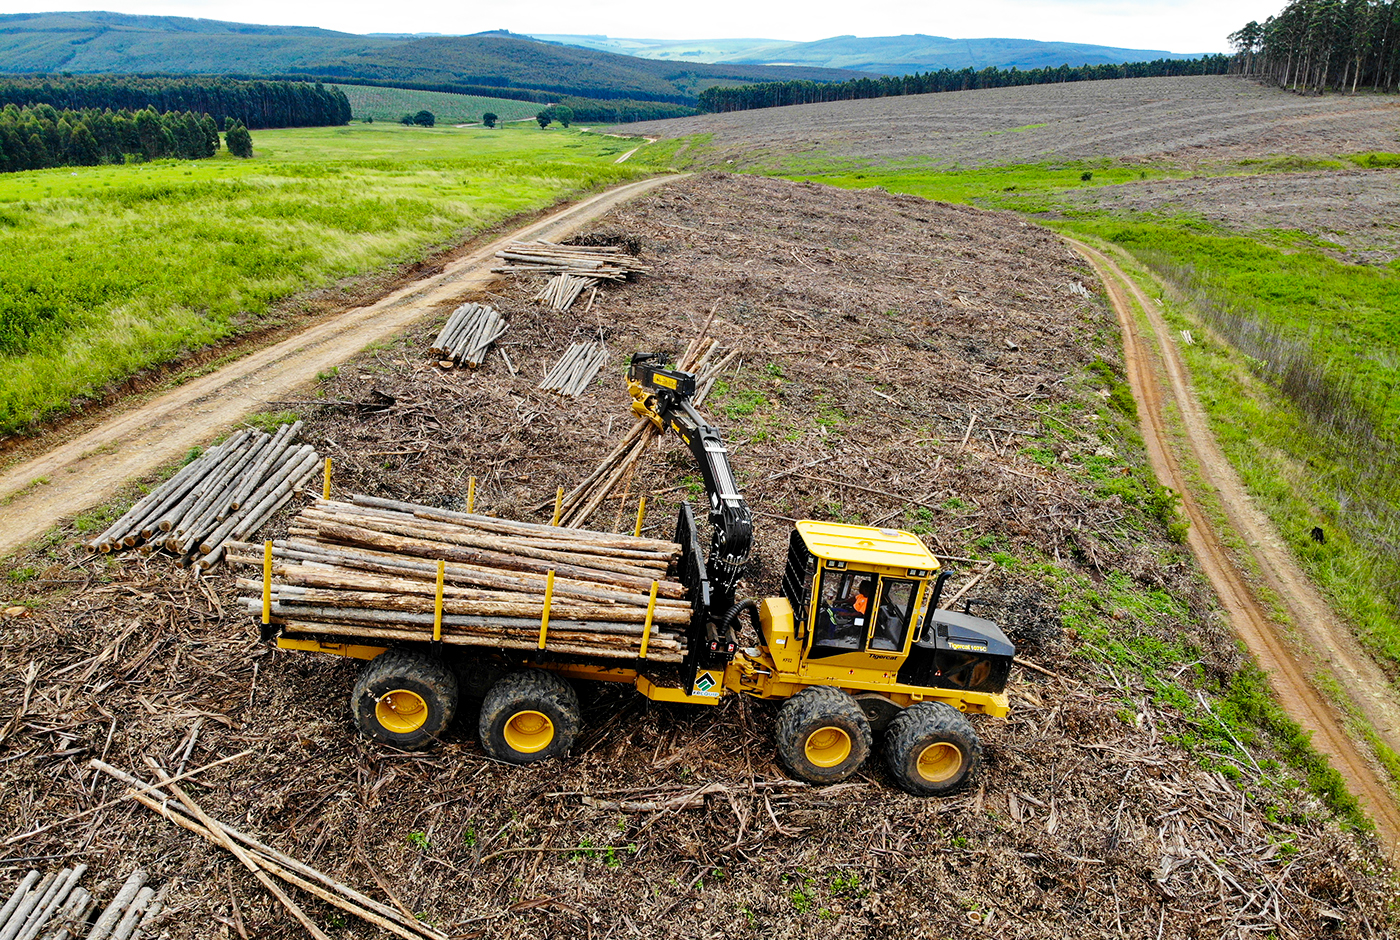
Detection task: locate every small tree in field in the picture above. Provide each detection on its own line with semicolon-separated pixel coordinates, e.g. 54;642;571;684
399;113;414;125
555;105;573;128
482;112;498;128
225;120;253;158
413;110;436;127
535;109;553;129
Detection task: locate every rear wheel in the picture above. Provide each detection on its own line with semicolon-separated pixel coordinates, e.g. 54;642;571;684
884;702;982;796
775;686;872;784
351;649;458;749
479;670;580;764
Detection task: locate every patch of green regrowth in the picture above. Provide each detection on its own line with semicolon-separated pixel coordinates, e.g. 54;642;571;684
243;410;300;434
1346;151;1400;169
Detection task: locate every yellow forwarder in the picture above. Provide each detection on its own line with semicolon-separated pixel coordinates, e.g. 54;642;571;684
269;354;1014;794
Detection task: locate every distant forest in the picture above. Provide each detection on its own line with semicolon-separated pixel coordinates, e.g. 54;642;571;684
0;104;252;173
697;56;1232;112
1229;0;1400;91
0;76;351;130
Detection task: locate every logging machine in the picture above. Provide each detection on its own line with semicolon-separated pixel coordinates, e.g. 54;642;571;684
271;353;1015;794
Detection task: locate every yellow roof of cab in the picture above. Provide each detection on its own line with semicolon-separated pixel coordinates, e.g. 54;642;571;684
795;520;939;571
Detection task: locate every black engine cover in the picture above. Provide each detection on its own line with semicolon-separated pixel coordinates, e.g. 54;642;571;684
897;609;1015;695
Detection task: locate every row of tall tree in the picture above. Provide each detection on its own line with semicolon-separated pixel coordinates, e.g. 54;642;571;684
0;76;351;129
697;56;1232;112
1229;1;1400;91
0;103;254;173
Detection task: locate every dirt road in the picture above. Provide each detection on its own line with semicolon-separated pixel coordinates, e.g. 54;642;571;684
0;175;681;560
1070;237;1400;851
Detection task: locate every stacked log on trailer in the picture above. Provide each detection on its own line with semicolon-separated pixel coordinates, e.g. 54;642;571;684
228;496;691;663
554;328;741;528
429;302;507;367
0;865;167;940
83;423;321;570
539;342;610;398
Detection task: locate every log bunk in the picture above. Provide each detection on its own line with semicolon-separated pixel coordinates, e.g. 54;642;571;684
539;341;610;398
229;496;692;663
83;422;320;570
429;302;506;367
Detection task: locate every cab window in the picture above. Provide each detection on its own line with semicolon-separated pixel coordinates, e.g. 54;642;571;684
870;579;917;651
811;569;874;653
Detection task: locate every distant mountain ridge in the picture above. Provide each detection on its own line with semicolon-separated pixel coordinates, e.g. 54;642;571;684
527;33;1214;73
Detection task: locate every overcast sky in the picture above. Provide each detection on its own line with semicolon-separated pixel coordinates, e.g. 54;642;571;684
17;1;1277;53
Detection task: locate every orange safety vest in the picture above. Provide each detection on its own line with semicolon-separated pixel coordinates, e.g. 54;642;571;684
854;594;868;614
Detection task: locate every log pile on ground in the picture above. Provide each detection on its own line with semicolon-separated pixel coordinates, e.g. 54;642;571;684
539;342;610;398
0;864;166;940
83;423;319;570
554;325;740;528
535;273;597;312
227;495;690;662
429;302;506;367
491;240;643;281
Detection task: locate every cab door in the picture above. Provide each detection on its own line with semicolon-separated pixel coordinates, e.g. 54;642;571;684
805;569;923;678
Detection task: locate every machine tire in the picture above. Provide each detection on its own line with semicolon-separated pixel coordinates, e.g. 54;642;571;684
775;686;872;784
884;702;982;796
352;648;458;749
479;670;580;764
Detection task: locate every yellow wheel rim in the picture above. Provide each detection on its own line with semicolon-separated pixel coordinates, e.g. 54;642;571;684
503;710;555;754
916;742;963;782
376;690;428;735
804;726;852;768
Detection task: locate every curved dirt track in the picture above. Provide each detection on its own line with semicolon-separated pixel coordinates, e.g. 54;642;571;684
1069;237;1400;852
0;175;681;560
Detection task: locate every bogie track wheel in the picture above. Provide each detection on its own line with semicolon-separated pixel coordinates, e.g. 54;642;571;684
479;670;581;764
884;702;983;796
775;686;872;784
351;648;459;749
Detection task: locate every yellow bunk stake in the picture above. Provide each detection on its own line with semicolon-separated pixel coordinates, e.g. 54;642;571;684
322;457;333;500
633;497;647;538
466;476;477;514
538;570;556;649
261;540;273;625
433;560;445;643
638;580;659;659
551;486;564;527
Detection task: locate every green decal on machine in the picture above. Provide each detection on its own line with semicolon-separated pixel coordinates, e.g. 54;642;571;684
693;670;720;697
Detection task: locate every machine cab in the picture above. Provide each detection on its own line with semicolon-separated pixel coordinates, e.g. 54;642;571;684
779;522;939;676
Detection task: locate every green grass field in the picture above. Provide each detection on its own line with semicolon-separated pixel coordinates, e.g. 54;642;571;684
331;85;542;125
0;122;647;436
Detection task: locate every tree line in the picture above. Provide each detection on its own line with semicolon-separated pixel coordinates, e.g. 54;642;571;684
0;103;254;173
1229;0;1400;92
0;76;351;130
697;56;1233;112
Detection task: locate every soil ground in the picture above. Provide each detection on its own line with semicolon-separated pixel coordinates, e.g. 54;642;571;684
2;173;1396;939
619;76;1400;170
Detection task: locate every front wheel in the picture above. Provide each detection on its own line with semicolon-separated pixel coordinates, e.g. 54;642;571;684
884;702;982;795
775;686;872;784
351;649;458;749
478;670;580;764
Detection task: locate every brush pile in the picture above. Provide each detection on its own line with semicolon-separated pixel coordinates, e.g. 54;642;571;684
539;342;611;398
492;240;643;281
0;865;165;940
228;495;691;662
429;302;506;367
83;423;319;570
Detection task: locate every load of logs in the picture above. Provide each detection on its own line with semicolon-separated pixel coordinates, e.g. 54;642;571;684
491;240;643;281
539;342;610;398
0;865;165;940
228;495;691;662
84;423;321;571
535;273;596;312
430;302;507;367
553;327;741;528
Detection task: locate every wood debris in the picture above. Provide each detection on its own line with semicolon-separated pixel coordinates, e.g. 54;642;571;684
429;302;506;367
83;423;319;570
227;495;691;662
539;342;610;398
534;273;597;311
491;240;644;281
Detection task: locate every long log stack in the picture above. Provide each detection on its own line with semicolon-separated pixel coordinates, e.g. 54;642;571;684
429;302;506;367
554;331;741;529
228;496;691;662
539;342;610;398
491;240;643;281
83;423;321;570
0;865;166;940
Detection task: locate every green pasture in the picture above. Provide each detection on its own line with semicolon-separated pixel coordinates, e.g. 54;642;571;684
0;122;647;435
331;85;541;125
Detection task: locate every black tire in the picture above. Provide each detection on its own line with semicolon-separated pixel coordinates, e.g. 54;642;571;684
479;670;581;764
884;702;982;796
351;648;458;749
775;686;872;784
